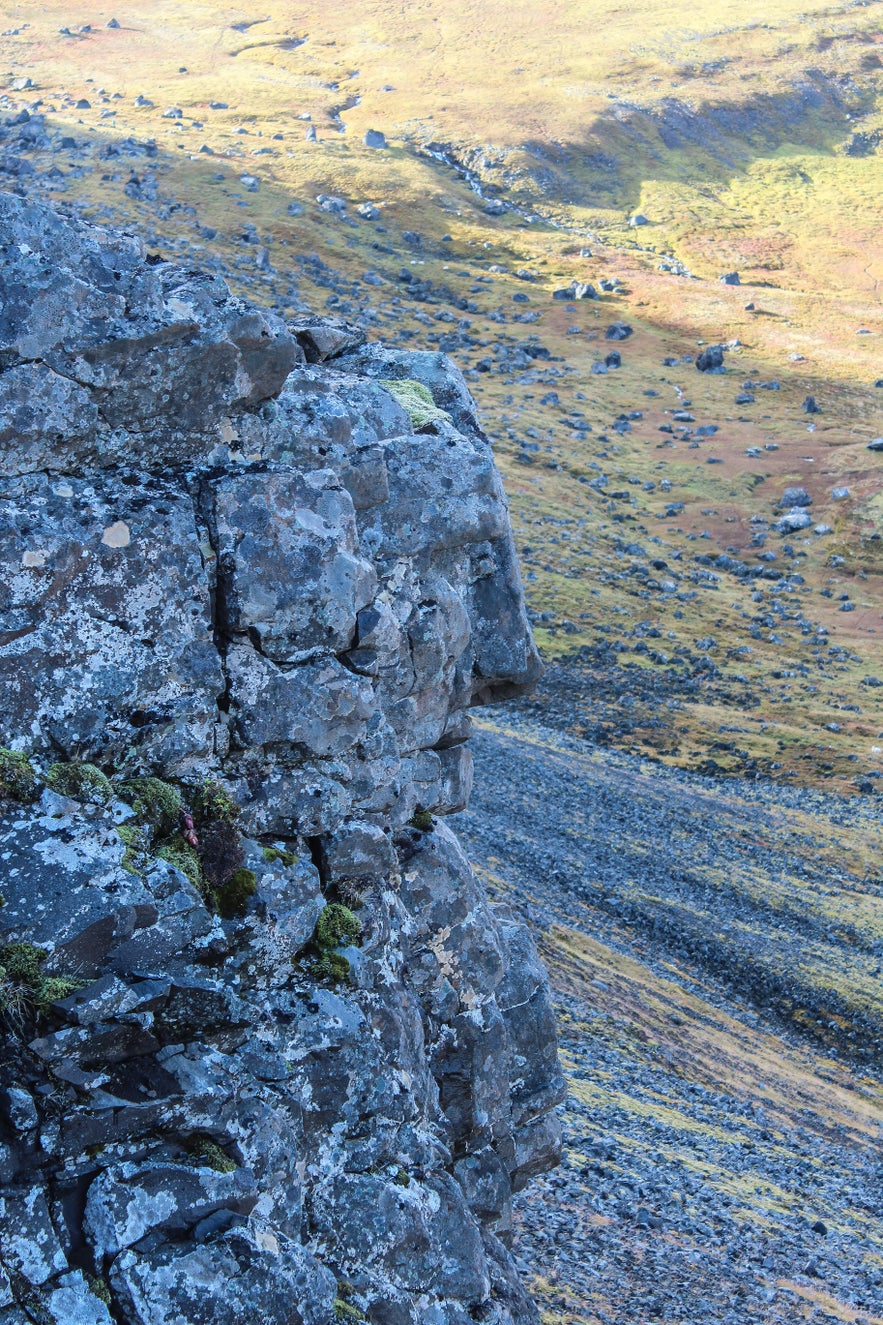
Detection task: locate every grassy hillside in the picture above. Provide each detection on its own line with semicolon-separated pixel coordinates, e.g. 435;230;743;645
2;0;883;792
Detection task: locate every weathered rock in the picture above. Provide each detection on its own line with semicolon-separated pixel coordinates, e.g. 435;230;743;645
780;486;812;507
695;344;726;372
0;195;561;1325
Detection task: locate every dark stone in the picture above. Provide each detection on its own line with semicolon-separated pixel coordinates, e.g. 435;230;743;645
695;345;725;372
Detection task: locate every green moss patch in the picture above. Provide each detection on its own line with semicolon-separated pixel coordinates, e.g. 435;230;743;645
214;867;257;918
262;845;297;868
380;378;451;429
46;762;113;805
118;777;184;835
183;1135;237;1173
311;903;363;985
155;838;207;897
0;749;39;803
0;942;81;1020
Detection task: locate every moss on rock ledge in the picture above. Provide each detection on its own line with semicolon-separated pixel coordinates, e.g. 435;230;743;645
0;749;39;803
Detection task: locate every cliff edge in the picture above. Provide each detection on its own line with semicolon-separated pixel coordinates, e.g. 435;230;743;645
0;194;564;1325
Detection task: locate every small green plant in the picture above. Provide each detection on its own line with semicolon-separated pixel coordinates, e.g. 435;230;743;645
393;1168;411;1187
409;809;434;832
190;778;240;826
311;903;363;985
0;942;80;1021
183;1135;237;1173
380;378;451;429
87;1277;112;1308
46;761;113;805
214;867;257;918
118;777;183;835
0;748;39;803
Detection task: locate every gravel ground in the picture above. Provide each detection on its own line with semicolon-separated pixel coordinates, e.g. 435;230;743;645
457;707;883;1325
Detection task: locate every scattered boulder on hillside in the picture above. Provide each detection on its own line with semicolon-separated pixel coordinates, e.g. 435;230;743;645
629;212;649;226
606;322;633;341
831;487;850;500
735;391;755;404
483;198;505;216
363;129;387;149
695;345;725;372
803;395;821;414
304;123;317;141
124;172;157;201
776;509;813;533
720;271;741;285
780;487;812;507
356;201;380;219
316;193;346;215
107;16;120;26
867;437;883;451
554;281;598;301
605;350;622;369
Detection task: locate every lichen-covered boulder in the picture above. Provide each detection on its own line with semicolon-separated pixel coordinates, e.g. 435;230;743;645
0;193;561;1325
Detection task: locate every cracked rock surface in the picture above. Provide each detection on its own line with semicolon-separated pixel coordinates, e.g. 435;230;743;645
0;194;563;1325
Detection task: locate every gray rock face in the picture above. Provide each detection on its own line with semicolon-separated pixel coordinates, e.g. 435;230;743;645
0;195;563;1325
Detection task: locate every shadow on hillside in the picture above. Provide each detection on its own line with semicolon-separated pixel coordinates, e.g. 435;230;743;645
429;65;878;213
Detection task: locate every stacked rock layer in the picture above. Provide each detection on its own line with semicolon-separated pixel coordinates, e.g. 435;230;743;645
0;195;564;1325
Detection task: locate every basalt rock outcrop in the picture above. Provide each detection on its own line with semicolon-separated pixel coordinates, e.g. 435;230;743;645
0;194;564;1325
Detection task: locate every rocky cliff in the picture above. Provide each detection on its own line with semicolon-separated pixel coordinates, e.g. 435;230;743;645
0;194;564;1325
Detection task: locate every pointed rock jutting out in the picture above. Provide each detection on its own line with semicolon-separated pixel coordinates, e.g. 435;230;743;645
0;193;563;1325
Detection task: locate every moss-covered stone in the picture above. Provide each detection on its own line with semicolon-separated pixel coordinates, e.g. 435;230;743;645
333;1300;367;1322
311;903;363;985
118;777;184;835
46;761;113;805
184;1135;237;1173
313;950;354;984
0;748;40;803
315;902;362;950
214;867;257;919
262;845;297;868
380;377;451;429
117;823;146;876
155;838;207;897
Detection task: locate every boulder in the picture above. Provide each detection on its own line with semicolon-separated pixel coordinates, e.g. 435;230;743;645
0;195;562;1325
695;345;725;372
